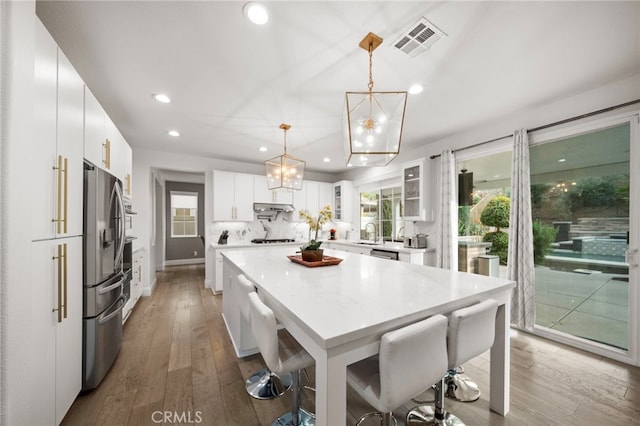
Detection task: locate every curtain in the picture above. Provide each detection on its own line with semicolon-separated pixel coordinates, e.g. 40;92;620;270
508;129;535;329
436;150;458;270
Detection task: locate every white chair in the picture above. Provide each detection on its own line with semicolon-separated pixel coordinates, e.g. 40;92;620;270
248;291;315;426
347;314;449;426
236;274;292;399
406;299;498;426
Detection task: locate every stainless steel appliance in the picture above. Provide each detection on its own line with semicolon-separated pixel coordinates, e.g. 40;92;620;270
82;162;126;390
404;234;428;248
370;248;399;261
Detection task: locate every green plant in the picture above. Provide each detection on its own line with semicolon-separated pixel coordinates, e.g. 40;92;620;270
532;220;557;264
299;204;332;251
480;196;510;231
483;231;509;264
480;196;510;264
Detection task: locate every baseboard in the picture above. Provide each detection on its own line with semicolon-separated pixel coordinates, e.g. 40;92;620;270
164;258;205;266
144;276;157;297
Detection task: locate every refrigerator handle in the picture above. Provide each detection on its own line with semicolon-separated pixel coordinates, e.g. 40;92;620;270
114;182;126;269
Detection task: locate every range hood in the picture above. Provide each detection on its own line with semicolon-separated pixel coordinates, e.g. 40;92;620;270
253;203;295;213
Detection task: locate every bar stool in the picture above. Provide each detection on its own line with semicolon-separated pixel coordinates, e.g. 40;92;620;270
248;292;315;426
406;299;498;426
347;315;449;426
236;274;292;399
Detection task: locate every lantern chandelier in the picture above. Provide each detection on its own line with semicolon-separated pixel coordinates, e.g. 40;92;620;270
265;123;305;191
345;32;408;167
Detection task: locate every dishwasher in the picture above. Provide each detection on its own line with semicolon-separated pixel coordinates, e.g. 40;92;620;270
370;248;399;261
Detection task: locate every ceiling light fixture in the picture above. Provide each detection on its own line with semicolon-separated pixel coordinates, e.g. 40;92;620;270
264;123;305;191
153;93;171;103
345;32;407;167
243;2;268;25
408;84;424;94
168;130;180;137
323;157;331;163
258;146;268;152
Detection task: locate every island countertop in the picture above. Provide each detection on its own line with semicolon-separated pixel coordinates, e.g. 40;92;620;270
221;246;515;426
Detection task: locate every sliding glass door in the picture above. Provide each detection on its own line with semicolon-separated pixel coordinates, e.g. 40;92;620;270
530;118;637;359
456;112;638;363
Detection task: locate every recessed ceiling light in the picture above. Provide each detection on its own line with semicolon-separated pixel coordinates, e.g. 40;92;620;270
408;84;423;95
558;158;566;162
243;2;268;25
323;157;331;163
347;163;353;167
153;93;171;103
168;130;180;137
258;146;268;152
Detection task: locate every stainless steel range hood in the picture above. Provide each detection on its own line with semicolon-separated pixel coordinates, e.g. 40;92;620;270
253;203;295;213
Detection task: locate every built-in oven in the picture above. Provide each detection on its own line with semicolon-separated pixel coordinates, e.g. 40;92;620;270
370;248;399;261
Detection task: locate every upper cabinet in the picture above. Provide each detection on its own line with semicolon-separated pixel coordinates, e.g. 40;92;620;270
254;176;293;205
83;86;132;193
333;180;354;222
292;181;333;215
401;158;433;221
32;20;84;240
213;171;254;221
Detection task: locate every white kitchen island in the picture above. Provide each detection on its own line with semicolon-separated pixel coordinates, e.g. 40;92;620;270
221;246;515;426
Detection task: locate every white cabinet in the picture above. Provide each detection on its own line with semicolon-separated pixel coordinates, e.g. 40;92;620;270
32;20;84;240
398;251;424;264
401;158;433;221
213;171;254;221
124;248;144;323
319;182;333;210
293;181;333;214
333;180;354;222
30;237;82;425
83;83;133;190
254;175;294;204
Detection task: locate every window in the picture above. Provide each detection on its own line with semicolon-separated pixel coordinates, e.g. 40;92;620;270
170;191;198;237
360;186;403;241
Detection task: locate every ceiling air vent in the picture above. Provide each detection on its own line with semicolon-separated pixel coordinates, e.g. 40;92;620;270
392;17;446;57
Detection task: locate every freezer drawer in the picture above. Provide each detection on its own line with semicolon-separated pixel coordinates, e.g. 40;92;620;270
83;272;123;318
82;296;124;390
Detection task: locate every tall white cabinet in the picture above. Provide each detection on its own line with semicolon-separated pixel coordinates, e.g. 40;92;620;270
32;19;84;425
213;171;254;221
401;158;434;221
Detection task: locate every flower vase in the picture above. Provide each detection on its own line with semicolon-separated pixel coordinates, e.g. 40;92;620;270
301;249;324;262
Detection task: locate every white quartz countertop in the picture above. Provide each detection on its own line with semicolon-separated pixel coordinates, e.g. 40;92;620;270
221;246;515;349
210;241;301;249
325;240;434;254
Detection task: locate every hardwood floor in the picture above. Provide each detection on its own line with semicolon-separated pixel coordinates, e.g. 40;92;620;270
63;265;640;426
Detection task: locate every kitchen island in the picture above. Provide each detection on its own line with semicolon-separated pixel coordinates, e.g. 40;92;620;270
221;246;515;426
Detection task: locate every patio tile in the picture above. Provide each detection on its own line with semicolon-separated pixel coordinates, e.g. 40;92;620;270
550;310;627;350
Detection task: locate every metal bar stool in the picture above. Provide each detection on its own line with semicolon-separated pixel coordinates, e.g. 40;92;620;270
347;315;449;426
406;299;498;426
236;274;292;399
248;291;315;426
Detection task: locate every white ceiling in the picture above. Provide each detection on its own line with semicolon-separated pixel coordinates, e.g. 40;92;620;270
36;1;639;174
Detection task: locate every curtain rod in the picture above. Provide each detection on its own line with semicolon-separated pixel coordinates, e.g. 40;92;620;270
429;99;640;160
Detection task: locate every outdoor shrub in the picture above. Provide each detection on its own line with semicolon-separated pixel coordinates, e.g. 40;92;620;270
480;196;510;231
532;220;557;264
483;231;509;264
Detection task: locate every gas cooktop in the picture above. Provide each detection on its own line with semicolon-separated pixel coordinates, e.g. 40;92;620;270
251;238;296;244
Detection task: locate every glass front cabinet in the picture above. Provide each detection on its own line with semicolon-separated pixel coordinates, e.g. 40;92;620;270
401;158;433;221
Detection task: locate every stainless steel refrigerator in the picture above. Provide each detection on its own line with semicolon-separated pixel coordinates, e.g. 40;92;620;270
82;162;126;390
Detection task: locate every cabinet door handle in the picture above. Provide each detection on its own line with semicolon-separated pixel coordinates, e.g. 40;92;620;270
52;155;63;234
63;243;68;319
103;138;111;169
53;244;63;323
63;157;68;234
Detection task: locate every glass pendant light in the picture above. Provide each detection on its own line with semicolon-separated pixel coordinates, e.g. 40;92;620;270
264;123;305;190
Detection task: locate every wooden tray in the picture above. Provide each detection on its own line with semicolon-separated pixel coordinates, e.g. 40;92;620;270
287;255;343;268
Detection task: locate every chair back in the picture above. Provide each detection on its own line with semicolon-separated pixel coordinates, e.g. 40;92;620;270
378;314;449;411
447;298;498;369
248;292;280;372
236;274;255;322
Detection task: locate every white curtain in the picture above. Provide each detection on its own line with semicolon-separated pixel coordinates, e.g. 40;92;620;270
436;149;458;270
508;129;536;329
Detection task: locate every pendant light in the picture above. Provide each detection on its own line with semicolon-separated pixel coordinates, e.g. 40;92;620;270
265;123;305;191
345;32;408;167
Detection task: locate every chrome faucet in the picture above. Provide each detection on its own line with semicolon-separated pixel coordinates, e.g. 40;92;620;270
397;227;405;241
365;222;377;242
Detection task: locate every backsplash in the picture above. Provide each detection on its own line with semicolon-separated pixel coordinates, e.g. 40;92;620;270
209;218;354;245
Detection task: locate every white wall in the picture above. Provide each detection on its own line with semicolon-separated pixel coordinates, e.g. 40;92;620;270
0;1;38;423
